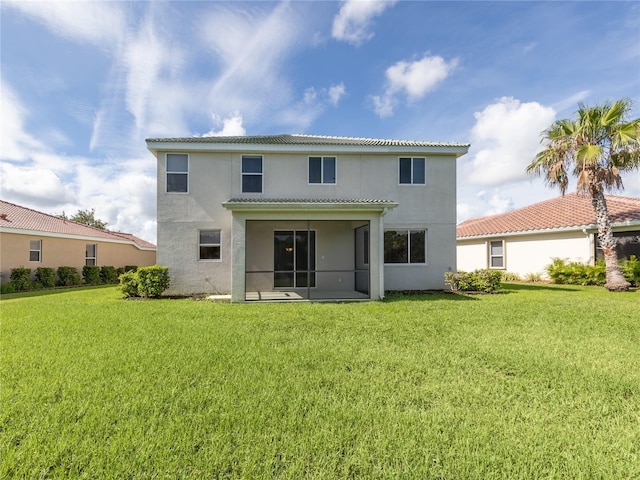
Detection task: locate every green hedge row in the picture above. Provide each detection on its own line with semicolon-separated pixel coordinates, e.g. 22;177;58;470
1;266;139;294
546;256;640;286
445;269;503;293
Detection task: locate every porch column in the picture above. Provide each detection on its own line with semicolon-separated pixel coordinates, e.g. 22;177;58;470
231;214;246;302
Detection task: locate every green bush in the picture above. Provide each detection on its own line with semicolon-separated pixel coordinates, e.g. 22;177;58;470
445;269;503;293
118;271;140;298
137;266;170;298
35;267;56;288
57;267;81;287
100;266;119;284
118;266;170;298
9;268;31;291
546;258;606;286
1;282;17;294
621;255;640;286
124;265;138;273
82;265;102;285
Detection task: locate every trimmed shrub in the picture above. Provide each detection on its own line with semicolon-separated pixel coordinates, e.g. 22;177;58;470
57;266;81;287
83;265;102;285
1;282;16;294
445;269;502;293
546;258;606;286
118;271;139;298
124;265;138;273
119;266;170;298
10;268;31;291
35;267;56;288
137;266;170;298
100;266;119;284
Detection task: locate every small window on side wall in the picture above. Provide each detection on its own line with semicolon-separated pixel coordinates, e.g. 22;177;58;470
166;153;188;193
30;239;42;262
86;244;97;266
199;230;221;261
309;156;336;184
384;229;426;264
242;155;263;193
489;240;504;268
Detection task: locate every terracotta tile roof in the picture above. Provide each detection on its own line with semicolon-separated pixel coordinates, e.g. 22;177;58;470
146;133;469;148
0;200;156;250
457;193;640;239
225;198;397;204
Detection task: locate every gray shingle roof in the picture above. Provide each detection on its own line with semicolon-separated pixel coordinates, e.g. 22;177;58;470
225;198;396;204
146;133;469;148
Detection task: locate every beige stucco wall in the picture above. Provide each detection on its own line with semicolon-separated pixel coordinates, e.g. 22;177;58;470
456;231;593;278
0;231;156;283
157;150;458;297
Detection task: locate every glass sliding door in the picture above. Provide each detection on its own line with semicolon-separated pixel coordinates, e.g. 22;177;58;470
274;230;316;288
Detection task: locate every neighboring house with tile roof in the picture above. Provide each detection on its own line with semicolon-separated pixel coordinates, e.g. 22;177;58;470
456;193;640;278
147;134;469;301
0;200;156;283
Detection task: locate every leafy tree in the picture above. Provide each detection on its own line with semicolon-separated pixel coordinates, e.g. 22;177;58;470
59;208;108;230
527;99;640;291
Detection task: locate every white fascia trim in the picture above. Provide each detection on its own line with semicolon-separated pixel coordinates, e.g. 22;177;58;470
0;227;156;251
147;142;469;157
456;220;640;241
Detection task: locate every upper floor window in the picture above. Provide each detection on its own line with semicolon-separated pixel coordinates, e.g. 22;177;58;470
399;157;426;185
166;154;188;193
242;155;263;193
309;156;336;184
489;240;504;268
199;230;221;261
86;244;97;266
384;229;426;264
30;239;42;262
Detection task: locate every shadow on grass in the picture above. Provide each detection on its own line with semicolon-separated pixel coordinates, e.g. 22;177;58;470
0;284;116;300
383;291;479;302
501;282;583;293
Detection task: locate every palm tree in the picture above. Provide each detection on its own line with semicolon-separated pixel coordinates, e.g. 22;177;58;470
527;99;640;291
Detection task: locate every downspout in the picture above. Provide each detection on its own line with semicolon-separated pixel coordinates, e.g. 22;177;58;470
582;227;594;265
379;206;389;300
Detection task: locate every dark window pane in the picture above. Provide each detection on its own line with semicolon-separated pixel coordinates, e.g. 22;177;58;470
309;157;322;183
384;230;408;263
413;158;425;184
167;154;188;172
410;230;426;263
30;251;40;262
85;259;96;266
200;230;220;244
399;157;412;184
200;246;220;260
274;272;294;288
274;231;294;271
242;174;262;193
323;157;336;183
167;173;188;192
296;271;316;287
242;156;262;173
490;241;503;256
86;244;96;257
491;257;504;268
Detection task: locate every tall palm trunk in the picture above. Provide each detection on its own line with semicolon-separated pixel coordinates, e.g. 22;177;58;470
591;190;630;291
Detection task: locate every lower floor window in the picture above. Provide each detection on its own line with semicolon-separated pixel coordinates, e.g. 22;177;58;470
489;240;504;268
384;229;426;264
86;244;97;266
30;239;42;262
199;230;221;260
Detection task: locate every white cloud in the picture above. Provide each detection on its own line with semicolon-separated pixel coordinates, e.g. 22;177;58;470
328;83;346;106
372;54;458;117
0;162;75;207
332;0;396;45
200;113;247;137
0;81;47;161
464;97;556;187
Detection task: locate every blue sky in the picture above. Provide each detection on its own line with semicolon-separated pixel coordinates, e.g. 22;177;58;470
1;0;639;243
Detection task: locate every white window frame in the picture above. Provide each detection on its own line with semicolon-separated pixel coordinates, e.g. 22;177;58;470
398;157;426;185
308;156;337;185
86;244;97;266
383;229;427;265
29;239;42;263
166;153;189;193
198;229;222;262
241;155;263;193
489;240;505;269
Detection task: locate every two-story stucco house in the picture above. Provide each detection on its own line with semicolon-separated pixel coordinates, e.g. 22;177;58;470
147;134;469;301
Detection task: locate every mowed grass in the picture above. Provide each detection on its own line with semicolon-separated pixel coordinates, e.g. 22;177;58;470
1;285;639;479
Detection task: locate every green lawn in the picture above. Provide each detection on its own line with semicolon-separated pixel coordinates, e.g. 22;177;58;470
1;284;638;479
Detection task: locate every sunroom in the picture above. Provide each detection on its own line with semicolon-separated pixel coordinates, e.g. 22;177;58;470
223;199;397;302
